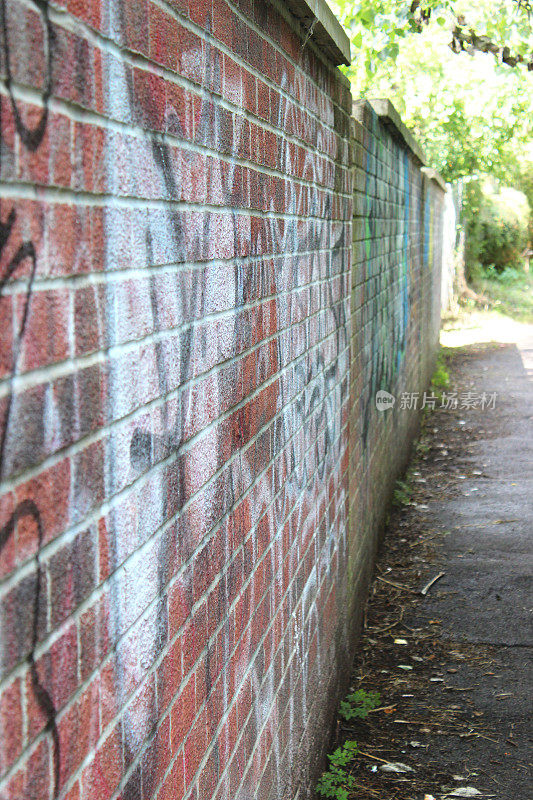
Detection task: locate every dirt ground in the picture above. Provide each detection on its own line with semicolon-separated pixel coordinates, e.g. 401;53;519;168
327;316;533;800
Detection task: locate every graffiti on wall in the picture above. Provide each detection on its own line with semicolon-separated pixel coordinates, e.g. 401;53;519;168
360;133;411;444
0;1;61;795
0;1;350;798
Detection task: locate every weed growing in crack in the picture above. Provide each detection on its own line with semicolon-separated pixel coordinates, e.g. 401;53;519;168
339;688;381;721
316;740;359;800
430;352;451;403
393;478;412;507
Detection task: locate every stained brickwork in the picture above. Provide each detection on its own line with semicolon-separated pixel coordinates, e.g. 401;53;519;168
348;102;443;615
0;4;443;800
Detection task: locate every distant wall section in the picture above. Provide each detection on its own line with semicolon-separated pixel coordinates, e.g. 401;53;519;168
346;100;445;625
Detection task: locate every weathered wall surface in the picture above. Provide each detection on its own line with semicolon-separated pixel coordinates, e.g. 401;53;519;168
347;101;444;624
0;4;444;800
0;2;352;799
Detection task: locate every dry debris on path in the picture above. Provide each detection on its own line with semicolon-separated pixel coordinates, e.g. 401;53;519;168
328;326;533;800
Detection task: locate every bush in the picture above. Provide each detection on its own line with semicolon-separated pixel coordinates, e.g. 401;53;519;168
463;179;530;276
516;163;533;246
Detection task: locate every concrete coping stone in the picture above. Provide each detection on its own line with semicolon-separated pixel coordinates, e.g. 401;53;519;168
421;167;448;193
367;99;427;165
284;0;351;65
353;98;446;192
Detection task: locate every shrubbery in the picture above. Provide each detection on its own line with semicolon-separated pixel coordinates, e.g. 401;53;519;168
463;178;530;279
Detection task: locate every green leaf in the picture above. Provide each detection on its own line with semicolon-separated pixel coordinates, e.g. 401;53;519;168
359;8;375;26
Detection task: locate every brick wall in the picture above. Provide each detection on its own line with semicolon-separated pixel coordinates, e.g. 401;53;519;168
0;4;444;800
347;101;444;617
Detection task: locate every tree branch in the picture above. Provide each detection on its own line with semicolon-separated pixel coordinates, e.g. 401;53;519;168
451;24;533;70
410;2;533;70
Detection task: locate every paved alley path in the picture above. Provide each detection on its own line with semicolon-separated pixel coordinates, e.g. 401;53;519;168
331;318;532;800
412;325;533;797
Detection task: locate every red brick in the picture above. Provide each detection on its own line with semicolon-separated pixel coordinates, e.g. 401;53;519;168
16;737;51;800
71;121;95;191
0;676;23;774
67;0;100;29
48;527;98;629
26;622;78;739
81;725;122;800
157;752;185;800
170;674;195;751
149;5;178;71
183;706;208;787
0;96;17;180
57;678;100;790
12;105;49;180
140;714;171;792
16;287;69;372
119;0;149;54
49;113;72;187
0;4;445;800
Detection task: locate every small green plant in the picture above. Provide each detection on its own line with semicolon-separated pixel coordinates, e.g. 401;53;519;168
431;360;450;391
393;478;412;507
339;688;381;721
416;439;430;455
427;352;451;407
316;740;359;800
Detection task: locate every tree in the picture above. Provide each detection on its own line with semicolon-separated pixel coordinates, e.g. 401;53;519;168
331;0;533;183
332;1;533;77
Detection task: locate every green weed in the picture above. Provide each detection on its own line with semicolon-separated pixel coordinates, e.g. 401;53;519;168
416;439;430;455
425;352;451;408
316;740;359;800
393;479;412;507
339;689;381;722
316;691;381;798
432;361;450;391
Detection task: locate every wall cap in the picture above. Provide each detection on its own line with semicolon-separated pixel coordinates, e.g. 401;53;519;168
421;167;448;193
367;99;426;164
284;0;351;65
353;99;446;191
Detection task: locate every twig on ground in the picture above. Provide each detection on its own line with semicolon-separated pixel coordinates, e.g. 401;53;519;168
348;782;384;798
366;705;397;714
420;572;445;596
409;532;441;548
376;576;418;593
357;750;393;763
370;610;404;634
